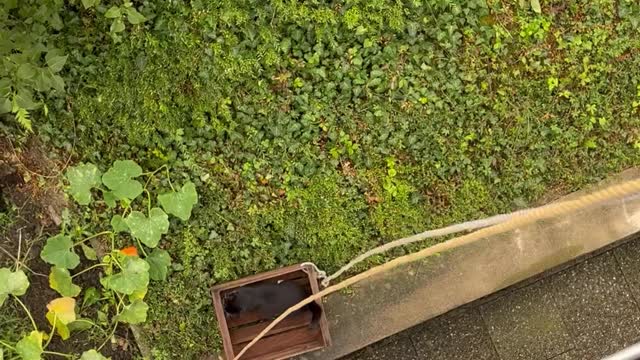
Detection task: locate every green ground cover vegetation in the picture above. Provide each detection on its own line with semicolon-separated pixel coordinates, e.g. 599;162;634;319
1;0;640;358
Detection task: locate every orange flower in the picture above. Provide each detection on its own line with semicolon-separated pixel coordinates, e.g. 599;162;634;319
120;246;138;257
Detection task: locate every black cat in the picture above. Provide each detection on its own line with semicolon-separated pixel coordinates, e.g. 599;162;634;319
223;281;322;329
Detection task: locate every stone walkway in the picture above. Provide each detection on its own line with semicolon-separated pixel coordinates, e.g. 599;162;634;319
341;233;640;360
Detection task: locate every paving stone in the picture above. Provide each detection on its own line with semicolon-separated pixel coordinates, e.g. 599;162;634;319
480;279;573;360
339;335;418;360
613;237;640;304
552;252;640;360
409;308;497;360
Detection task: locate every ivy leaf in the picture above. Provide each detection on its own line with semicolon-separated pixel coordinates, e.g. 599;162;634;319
46;311;70;340
100;257;149;295
530;0;542;13
47;297;76;324
102;160;143;200
115;299;148;324
158;182;198;221
17;63;37;80
15;331;43;360
111;18;126;33
45;52;68;73
41;235;80;269
125;8;145;24
125;208;169;248
82;287;101;308
15;87;39;110
111;215;129;233
146;248;171;281
49;267;81;297
0;97;10;114
81;0;100;9
0;268;29;307
66;163;102;205
81;244;98;261
105;6;121;18
80;350;108;360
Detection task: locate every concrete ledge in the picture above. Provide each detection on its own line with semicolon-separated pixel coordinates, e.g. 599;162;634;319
302;169;640;360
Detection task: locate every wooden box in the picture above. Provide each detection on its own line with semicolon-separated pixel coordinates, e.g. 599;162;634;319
211;264;331;360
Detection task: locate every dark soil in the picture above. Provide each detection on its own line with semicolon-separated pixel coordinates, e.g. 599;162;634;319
0;135;138;359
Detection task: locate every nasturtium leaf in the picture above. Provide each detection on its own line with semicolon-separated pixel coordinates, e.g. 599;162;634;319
103;191;117;208
46;311;70;340
128;287;147;301
115;299;148;324
125;208;169;248
66;163;101;205
530;0;542;13
158;182;198;221
146;249;171;281
125;8;145;24
45;52;67;73
101;160;143;200
68;318;93;332
100;257;149;295
111;215;129;233
104;6;120;18
0;268;29;307
15;331;42;360
49;267;81;297
41;235;80;269
47;297;76;324
80;350;108;360
81;243;97;261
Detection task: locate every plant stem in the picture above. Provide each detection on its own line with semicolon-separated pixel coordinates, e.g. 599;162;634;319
72;263;107;278
165;165;175;191
135;238;148;257
13;296;37;332
43;351;73;358
0;339;16;350
98;321;119;351
143;164;167;188
144;189;152;213
74;231;113;247
44;313;56;348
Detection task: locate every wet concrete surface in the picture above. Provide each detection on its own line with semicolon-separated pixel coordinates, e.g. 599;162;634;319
340;234;640;360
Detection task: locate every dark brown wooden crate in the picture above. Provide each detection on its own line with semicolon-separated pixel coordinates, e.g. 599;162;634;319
211;264;331;360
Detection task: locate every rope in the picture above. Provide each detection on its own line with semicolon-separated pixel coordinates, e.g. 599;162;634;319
231;179;640;360
321;202;560;287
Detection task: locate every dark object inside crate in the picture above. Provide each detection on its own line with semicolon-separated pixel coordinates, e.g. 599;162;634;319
211;264;331;360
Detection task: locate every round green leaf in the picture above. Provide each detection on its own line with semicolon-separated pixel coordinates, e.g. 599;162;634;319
0;268;29;307
102;160;143;200
103;191;117;208
49;267;81;297
16;331;42;360
111;18;126;33
41;235;80;269
158;182;198;221
81;243;98;261
66;163;102;205
146;249;171;281
100;257;149;295
80;350;108;360
115;299;148;324
111;215;129;233
125;208;169;248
